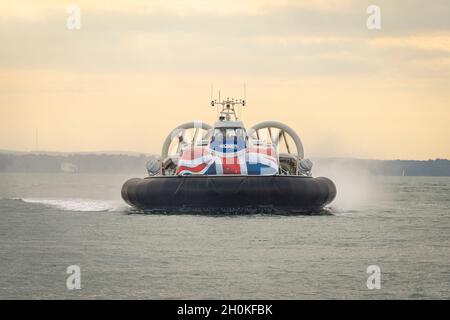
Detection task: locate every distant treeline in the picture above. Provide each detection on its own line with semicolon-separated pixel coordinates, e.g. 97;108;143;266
0;153;449;176
0;153;154;174
314;158;450;176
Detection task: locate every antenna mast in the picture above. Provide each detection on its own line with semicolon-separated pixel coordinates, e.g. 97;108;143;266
211;96;246;121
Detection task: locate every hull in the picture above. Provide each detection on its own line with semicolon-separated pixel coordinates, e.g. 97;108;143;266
121;175;336;214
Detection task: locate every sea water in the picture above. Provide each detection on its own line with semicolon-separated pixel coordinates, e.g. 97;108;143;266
0;173;449;299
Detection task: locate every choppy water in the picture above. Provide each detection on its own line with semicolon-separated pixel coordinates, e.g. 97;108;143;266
0;172;449;299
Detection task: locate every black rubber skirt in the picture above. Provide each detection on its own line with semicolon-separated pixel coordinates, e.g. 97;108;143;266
121;175;336;214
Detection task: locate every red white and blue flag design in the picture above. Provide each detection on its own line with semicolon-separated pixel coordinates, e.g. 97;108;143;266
176;140;278;175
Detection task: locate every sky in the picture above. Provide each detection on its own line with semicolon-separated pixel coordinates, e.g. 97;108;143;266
0;0;449;159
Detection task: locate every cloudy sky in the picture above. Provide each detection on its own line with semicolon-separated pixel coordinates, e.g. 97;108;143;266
0;0;449;159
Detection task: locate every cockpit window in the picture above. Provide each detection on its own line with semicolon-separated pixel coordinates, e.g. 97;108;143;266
226;129;237;140
212;128;246;143
212;129;224;142
235;128;246;139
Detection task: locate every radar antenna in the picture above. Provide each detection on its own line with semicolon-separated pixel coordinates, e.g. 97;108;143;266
211;96;246;121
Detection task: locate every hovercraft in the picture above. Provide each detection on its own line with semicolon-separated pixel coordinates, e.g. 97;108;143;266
121;97;336;214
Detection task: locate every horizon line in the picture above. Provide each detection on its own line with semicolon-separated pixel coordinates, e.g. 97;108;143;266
0;149;448;162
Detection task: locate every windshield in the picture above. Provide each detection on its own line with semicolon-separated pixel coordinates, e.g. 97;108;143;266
212;128;246;143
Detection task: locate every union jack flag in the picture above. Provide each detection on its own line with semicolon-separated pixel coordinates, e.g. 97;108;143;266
176;140;279;175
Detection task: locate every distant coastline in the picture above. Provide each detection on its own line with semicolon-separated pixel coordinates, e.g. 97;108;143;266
0;151;449;176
